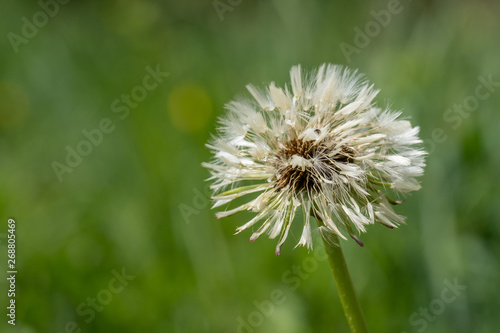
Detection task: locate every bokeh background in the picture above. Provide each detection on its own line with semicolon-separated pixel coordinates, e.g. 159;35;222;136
1;0;499;332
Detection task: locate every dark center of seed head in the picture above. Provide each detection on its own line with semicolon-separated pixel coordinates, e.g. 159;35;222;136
274;138;354;193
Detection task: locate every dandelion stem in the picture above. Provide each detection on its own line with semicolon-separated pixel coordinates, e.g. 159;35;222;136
320;227;370;333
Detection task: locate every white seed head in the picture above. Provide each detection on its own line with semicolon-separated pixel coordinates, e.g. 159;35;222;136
203;64;426;255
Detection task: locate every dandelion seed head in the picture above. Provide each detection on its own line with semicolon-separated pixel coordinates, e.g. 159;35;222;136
203;64;426;254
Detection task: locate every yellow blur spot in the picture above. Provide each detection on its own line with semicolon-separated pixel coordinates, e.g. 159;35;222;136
0;81;30;130
168;84;212;133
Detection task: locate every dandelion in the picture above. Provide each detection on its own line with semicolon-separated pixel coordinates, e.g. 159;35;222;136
203;64;425;255
203;64;426;332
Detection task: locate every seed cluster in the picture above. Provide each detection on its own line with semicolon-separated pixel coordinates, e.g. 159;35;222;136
274;138;354;193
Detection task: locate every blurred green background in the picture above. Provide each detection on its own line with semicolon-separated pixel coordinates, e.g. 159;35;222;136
1;0;499;332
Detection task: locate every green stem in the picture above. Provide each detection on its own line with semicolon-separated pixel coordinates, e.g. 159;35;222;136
320;228;370;333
